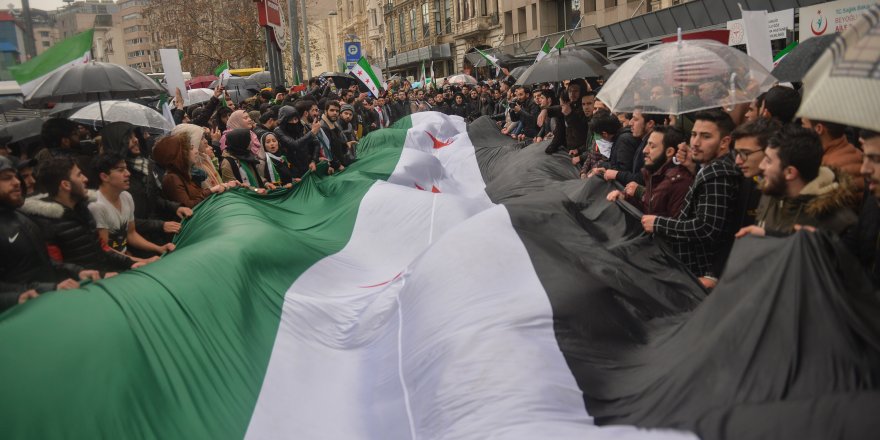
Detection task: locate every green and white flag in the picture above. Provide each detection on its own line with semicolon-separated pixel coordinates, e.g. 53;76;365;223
350;56;383;98
475;47;501;77
9;29;93;96
552;35;566;52
214;60;231;84
773;41;797;68
535;38;551;63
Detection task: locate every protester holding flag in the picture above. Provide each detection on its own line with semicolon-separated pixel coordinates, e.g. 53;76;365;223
153;134;235;208
220;129;266;190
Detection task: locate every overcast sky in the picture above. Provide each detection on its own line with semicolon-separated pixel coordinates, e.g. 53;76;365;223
7;0;67;12
6;0;336;17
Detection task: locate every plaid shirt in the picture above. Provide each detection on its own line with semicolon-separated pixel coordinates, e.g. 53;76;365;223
654;154;742;277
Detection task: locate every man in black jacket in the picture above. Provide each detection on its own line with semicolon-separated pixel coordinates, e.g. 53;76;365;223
600;110;666;186
21;157;142;275
317;101;353;172
274;105;322;178
390;90;411;124
545;80;589;155
509;86;540;138
0;156;103;311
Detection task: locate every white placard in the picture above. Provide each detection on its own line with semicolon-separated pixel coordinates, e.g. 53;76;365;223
727;9;794;46
740;9;774;71
159;48;187;105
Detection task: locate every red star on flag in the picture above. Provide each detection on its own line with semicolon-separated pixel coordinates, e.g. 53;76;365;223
425;131;452;149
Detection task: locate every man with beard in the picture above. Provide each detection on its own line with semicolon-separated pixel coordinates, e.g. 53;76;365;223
20;157;144;275
736;125;858;237
641;109;743;289
0;156;104;312
507;86;540;138
843;129;880;286
357;97;379;137
607;126;693;218
34;118;94;179
375;95;392;128
316;101;351;173
88;153;175;259
433;92;450;115
601;110;667;186
338;104;359;161
390;90;411;124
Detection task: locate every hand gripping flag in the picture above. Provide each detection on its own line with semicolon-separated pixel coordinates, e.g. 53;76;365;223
350;56;383;98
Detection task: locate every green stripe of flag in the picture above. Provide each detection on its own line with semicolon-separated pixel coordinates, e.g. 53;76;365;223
9;29;93;95
0;120;413;438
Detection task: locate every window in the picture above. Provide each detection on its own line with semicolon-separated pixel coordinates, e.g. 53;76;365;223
531;4;536;30
410;8;416;40
516;7;526;34
42;41;50;47
422;3;430;38
444;0;452;33
504;11;512;35
481;0;487;16
389;18;395;52
399;13;405;45
39;31;50;38
434;0;441;34
462;0;469;20
371;10;377;27
122;13;142;20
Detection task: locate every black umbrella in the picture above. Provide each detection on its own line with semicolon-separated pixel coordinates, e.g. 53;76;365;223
24;61;165;107
508;65;529;80
0;96;22;113
0;118;45;144
248;71;273;89
515;48;612;86
771;34;837;83
320;72;358;90
23;61;165;124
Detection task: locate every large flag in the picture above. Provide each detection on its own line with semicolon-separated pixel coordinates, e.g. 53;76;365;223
350;56;382;98
214;60;231;84
535;38;552;63
1;114;877;439
475;47;501;76
9;29;93;96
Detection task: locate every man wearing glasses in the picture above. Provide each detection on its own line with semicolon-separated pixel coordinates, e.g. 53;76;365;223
730;118;782;228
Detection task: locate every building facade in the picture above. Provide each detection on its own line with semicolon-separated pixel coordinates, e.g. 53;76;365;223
28;9;59;56
113;0;156;72
0;11;25;80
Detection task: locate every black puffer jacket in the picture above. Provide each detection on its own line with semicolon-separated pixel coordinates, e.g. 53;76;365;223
0;205;84;311
101;122;180;233
20;193;134;273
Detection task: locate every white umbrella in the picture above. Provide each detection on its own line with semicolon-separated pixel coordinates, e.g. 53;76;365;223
187;88;215;105
797;4;880;132
446;74;478;85
597;36;777;115
71;100;174;134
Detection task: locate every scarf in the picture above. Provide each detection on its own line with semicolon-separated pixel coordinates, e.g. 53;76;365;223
596;138;613;158
238;160;258;187
264;151;287;183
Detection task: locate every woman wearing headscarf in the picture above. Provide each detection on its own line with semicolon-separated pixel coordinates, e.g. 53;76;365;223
220;128;265;191
171;123;223;190
153;134;235;208
261;132;295;189
219;110;262;158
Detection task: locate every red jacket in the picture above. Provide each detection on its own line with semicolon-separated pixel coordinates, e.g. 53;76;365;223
632;160;695;218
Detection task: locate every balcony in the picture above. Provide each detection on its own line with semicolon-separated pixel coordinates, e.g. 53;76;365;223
454;13;498;39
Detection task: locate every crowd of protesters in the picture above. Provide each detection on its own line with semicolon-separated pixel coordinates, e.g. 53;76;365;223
1;68;878;310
